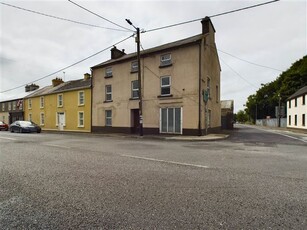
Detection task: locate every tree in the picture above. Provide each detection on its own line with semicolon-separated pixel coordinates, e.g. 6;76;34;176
235;110;249;123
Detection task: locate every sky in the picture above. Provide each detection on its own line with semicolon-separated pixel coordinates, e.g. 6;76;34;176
0;0;306;112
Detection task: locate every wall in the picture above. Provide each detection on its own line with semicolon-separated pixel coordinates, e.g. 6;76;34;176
287;94;307;130
256;118;287;128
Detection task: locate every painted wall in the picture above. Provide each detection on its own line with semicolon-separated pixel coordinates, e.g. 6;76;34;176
287;94;307;130
24;88;91;132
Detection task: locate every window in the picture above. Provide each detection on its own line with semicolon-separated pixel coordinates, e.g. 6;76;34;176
161;76;171;96
40;113;45;126
216;85;219;103
78;111;84;127
160;53;172;66
105;85;112;101
29;113;32;121
105;110;112;126
295;98;297;107
40;96;44;108
57;94;63;107
1;103;4;111
131;61;138;72
207;77;211;98
131;80;139;99
105;67;112;78
28;99;32;109
303;95;306;105
288;115;291;125
8;102;11;111
78;91;85;106
289;100;291;108
302;114;306;126
12;101;16;111
160;107;181;134
295;114;297;126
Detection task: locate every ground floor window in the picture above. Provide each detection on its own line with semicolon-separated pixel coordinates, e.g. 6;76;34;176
160;107;182;134
78;111;84;127
105;110;112;126
40;112;45;126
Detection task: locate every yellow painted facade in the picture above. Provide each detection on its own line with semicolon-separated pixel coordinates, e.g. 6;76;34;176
24;81;91;132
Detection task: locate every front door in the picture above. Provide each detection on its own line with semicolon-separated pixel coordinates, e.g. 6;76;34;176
58;113;65;131
131;109;140;134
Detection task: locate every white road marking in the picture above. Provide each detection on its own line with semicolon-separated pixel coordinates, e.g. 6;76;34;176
251;126;307;143
121;154;209;169
0;137;17;141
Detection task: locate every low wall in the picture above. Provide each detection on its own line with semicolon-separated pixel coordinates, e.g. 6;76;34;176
256;118;287;128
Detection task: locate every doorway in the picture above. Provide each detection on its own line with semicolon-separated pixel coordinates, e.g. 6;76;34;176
131;109;140;134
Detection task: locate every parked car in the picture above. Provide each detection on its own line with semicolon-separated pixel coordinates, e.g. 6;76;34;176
9;121;41;133
0;121;9;131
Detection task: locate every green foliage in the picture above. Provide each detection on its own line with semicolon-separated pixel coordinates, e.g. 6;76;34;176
245;55;307;120
235;110;249;123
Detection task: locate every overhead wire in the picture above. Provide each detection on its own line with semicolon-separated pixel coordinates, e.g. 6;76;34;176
68;0;133;32
143;0;280;33
0;34;134;94
0;2;129;32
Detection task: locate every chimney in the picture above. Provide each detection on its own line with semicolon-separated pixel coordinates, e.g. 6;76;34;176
111;46;126;59
25;84;39;92
25;85;30;92
201;16;216;35
84;73;91;80
52;77;64;87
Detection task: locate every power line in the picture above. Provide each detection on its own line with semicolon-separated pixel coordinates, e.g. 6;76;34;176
0;2;129;32
143;0;280;33
68;0;133;32
0;35;134;94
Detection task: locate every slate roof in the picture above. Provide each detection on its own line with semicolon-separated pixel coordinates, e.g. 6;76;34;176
287;86;307;100
25;78;91;98
91;34;205;69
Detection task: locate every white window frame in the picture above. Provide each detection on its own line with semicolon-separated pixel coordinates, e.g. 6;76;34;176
57;94;63;107
78;111;84;127
40;96;44;108
161;76;171;96
105;85;112;101
28;99;32;110
29;113;32;121
12;101;16;111
160;53;172;66
1;103;4;111
159;107;182;134
8;102;12;111
131;80;139;99
40;112;45;126
78;91;85;106
105;110;112;126
105;67;113;77
131;61;138;72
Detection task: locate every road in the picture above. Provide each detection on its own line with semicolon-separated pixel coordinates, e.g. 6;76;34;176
0;125;306;229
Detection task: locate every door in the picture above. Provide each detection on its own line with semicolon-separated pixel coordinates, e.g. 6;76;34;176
131;109;140;134
58;112;65;131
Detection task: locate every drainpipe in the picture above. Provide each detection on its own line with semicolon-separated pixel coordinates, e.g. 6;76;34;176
198;41;202;136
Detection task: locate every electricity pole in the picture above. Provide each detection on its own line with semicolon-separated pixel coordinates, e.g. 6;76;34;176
126;19;143;136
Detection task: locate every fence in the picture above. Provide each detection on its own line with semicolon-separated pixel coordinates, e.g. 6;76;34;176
256;118;287;128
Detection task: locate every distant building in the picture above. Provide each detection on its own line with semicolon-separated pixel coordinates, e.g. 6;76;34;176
91;17;221;135
287;86;307;131
221;100;234;130
24;74;91;132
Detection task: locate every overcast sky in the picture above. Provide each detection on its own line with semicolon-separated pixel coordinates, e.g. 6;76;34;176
0;0;306;112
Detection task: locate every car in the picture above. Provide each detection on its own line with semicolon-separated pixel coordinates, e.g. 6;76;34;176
0;121;9;131
9;121;42;133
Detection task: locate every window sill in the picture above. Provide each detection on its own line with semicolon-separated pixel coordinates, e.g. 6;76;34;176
158;94;173;98
129;98;139;100
159;63;172;68
104;75;113;79
104;100;113;103
78;126;84;128
78;104;85;107
130;70;138;74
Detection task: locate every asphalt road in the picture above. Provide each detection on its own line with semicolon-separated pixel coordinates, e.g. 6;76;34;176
0;125;306;229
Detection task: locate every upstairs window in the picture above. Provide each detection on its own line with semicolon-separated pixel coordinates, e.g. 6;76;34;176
160;53;172;67
28;99;32;109
131;80;139;99
1;103;4;111
8;102;11;111
105;67;113;78
161;76;171;96
303;95;306;105
12;101;16;111
289;100;291;108
295;98;297;107
131;61;138;73
78;91;85;106
57;94;63;107
105;85;112;102
40;96;44;108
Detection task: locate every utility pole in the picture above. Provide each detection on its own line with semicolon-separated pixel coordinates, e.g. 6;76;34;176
278;94;281;127
126;19;143;136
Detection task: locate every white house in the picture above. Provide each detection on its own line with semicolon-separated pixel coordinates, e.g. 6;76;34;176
287;86;307;131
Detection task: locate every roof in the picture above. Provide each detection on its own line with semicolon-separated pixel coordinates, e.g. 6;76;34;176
91;34;205;69
25;78;91;98
287;86;307;100
221;100;234;110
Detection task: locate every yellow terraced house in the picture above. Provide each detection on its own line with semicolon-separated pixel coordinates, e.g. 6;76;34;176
24;74;91;132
